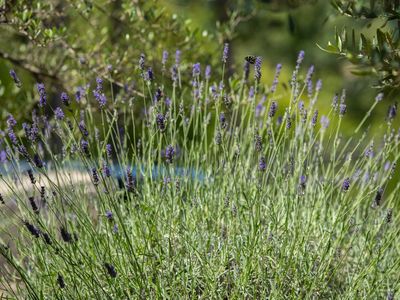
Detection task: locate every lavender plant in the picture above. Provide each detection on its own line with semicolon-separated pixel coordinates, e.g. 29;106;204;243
0;47;399;299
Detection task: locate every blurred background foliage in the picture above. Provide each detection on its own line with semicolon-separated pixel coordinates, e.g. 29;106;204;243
0;0;399;136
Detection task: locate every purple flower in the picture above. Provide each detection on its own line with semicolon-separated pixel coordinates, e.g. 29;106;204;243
286;112;292;129
205;65;211;80
219;81;224;91
342;177;350;191
61;92;70;106
297;50;305;65
254;56;262;83
162;50;168;68
156;113;166;132
270;63;282;94
175;50;181;66
126;167;136;193
17;145;29;159
145;67;154;81
113;224;119;233
93;90;107;108
165;145;175;164
29;196;39;214
222;43;229;63
365;144;374;158
320;115;330;129
79;120;89;137
255;97;265;118
215;131;222;145
7;114;17;128
305;65;314;98
9;69;21;87
28;123;39;142
171;65;178;82
55;107;64;120
96;77;103;91
259;156;266;172
106;144;112;158
291;50;305;87
315;79;322;93
92;168;99;186
23;123;31;141
37;83;47;107
28;169;36;184
210;85;218;99
139;53;145;70
387;104;397;120
299;175;307;189
192;63;201;77
75;86;86;102
105;210;113;220
24;222;40;238
298;101;305;111
376;92;384;102
269;101;278;118
332;93;339;111
249;87;255;99
165;97;171;107
254;134;262;152
311;110;318;126
219;112;227;129
0;150;7;163
154;88;163;103
80;139;90;156
102;162;111;177
339;103;347;116
33;154;43;168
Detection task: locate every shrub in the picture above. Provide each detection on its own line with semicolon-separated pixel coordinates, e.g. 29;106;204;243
0;47;399;299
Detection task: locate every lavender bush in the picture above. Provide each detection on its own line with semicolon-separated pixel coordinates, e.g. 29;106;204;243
0;47;399;299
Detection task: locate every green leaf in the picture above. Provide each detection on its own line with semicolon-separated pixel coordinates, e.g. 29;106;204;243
316;42;340;54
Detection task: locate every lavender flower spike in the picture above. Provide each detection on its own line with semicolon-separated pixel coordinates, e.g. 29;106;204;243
165;145;175;164
254;56;262;83
205;65;211;80
37;83;47;107
61;92;70;106
291;50;305;87
269;101;278;118
55;107;65;120
259;156;266;172
270;63;282;94
106;144;112;158
222;43;229;63
342;178;350;191
139;53;145;70
375;92;384;102
192;63;201;78
9;69;21;87
175;50;181;66
162;50;168;68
